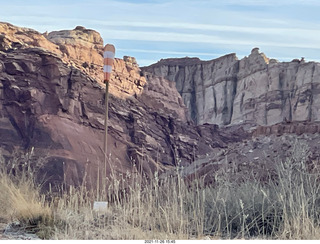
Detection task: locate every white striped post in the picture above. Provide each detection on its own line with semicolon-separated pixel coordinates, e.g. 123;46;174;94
103;44;115;187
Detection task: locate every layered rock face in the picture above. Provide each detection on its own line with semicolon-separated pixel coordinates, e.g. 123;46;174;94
0;22;248;190
47;26;147;98
47;26;104;66
143;48;320;126
0;47;249;189
0;22;147;98
143;55;239;125
2;21;320;191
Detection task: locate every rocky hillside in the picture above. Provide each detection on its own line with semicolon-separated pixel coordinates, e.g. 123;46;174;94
143;48;320;126
1;22;320;190
0;22;248;189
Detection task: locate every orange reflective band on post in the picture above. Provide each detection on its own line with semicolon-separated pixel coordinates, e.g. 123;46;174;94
104;72;111;82
104;58;114;65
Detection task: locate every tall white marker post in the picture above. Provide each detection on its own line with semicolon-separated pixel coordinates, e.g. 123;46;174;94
103;44;115;189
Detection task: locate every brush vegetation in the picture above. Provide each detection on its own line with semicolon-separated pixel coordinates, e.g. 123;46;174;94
0;140;320;240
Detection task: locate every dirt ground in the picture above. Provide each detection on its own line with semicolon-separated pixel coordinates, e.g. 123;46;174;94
0;222;40;240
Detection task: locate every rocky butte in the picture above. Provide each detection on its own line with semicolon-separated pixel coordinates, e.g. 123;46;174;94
1;22;320;189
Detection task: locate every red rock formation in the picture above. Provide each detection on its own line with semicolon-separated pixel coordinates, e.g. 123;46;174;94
0;22;249;190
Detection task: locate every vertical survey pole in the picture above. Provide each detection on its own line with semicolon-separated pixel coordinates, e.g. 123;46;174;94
103;44;115;187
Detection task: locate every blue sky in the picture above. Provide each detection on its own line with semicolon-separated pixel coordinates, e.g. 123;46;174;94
1;0;320;66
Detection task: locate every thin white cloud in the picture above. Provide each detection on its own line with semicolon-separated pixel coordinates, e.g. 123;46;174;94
104;29;320;50
117;48;227;57
1;0;319;66
90;19;320;35
5;15;320;43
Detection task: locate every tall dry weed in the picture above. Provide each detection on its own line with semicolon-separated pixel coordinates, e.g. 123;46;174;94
0;139;319;239
0;150;53;238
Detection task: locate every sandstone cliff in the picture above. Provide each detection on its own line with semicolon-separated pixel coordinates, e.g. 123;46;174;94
0;22;247;189
0;22;147;98
143;48;320;126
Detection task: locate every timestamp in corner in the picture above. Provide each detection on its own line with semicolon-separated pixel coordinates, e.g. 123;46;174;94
144;240;176;244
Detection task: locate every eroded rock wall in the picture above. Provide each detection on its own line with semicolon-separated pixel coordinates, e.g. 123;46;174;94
143;55;239;125
143;48;320;126
0;22;147;98
0;22;248;190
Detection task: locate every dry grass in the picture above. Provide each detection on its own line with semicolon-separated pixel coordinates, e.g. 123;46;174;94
0;150;53;238
0;140;320;240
